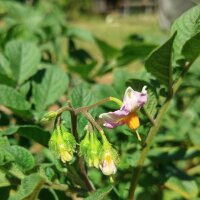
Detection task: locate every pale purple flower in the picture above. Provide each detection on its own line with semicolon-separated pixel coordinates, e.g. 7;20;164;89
99;86;147;130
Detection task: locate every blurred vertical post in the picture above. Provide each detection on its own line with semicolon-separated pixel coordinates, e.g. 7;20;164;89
158;0;196;29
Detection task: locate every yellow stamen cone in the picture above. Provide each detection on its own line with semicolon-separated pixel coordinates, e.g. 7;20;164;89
126;112;140;130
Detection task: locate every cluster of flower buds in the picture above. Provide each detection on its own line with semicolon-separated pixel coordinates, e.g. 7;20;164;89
46;86;147;176
80;127;119;176
49;125;76;163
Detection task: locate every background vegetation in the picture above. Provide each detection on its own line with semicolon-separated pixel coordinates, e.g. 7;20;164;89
0;0;199;199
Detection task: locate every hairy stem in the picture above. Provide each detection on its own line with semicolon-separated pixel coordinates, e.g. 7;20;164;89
76;97;122;113
82;111;105;138
69;108;95;192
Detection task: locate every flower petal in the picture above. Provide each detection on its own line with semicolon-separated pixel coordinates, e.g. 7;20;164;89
121;86;147;112
99;109;129;128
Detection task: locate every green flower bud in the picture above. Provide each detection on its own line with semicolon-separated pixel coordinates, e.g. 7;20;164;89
49;126;76;163
80;131;102;168
41;111;57;123
99;136;119;176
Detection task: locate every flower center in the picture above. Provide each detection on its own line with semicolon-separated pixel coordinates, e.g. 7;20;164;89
125;112;140;130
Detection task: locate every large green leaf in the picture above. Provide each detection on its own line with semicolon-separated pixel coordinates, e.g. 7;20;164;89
5;40;41;85
69;83;97;108
63;84;98;134
145;34;176;86
0;125;50;147
165;177;199;199
9;173;45;200
32;66;69;111
0;53;12;77
68;61;97;79
85;185;113;200
7;146;35;172
95;37;119;60
93;84;120;109
0;84;31;111
182;32;200;61
117;43;156;66
66;26;94;42
171;5;200;60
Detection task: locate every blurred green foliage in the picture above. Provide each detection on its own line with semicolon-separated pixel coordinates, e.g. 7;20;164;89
0;0;199;200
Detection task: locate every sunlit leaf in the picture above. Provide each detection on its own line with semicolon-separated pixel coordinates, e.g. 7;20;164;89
32;66;69;111
145;34;176;86
9;173;45;200
0;84;31;111
5;40;41;85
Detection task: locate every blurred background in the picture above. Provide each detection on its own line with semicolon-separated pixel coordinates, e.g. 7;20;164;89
0;1;200;200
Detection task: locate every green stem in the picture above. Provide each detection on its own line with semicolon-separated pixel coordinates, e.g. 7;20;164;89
82;111;105;138
128;99;170;200
75;97;122;113
69;108;95;192
127;60;194;200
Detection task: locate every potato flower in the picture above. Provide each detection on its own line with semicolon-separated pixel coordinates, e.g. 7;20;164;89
99;86;147;140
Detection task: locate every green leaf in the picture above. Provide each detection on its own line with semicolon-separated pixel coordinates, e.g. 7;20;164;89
85;185;113;200
32;66;69;111
67;84;98;134
113;69;133;95
66;26;94;42
0;84;31;111
95;37;119;60
9;173;45;200
0;149;14;166
7;146;35;172
117;43;156;66
70;83;97;108
0;136;10;147
0;53;12;77
126;79;158;118
19;81;31;98
0;169;10;187
0;125;50;147
145;34;176;86
182;32;200;61
93;84;120;109
171;5;200;60
68;61;97;79
0;73;15;87
5;40;41;85
165;177;199;199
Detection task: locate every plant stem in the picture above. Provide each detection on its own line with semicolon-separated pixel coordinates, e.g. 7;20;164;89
75;97;122;113
128;99;170;200
69;108;95;192
82;111;105;138
127;60;194;200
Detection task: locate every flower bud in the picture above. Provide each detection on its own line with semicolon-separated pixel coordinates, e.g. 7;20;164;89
99;151;117;176
49;126;76;163
80;131;102;168
41;111;57;123
99;136;119;176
